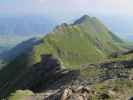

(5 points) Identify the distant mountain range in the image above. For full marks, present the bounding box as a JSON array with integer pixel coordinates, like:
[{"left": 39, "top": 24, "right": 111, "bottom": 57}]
[
  {"left": 0, "top": 15, "right": 55, "bottom": 55},
  {"left": 0, "top": 15, "right": 55, "bottom": 35},
  {"left": 0, "top": 37, "right": 42, "bottom": 61},
  {"left": 0, "top": 35, "right": 34, "bottom": 54}
]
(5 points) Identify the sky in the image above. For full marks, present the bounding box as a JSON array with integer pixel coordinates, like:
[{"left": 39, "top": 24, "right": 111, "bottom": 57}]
[
  {"left": 0, "top": 0, "right": 133, "bottom": 39},
  {"left": 1, "top": 0, "right": 133, "bottom": 17}
]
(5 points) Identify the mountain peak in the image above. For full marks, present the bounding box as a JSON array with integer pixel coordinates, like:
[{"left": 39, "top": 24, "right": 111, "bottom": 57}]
[
  {"left": 73, "top": 15, "right": 91, "bottom": 25},
  {"left": 53, "top": 23, "right": 69, "bottom": 32},
  {"left": 81, "top": 14, "right": 90, "bottom": 19}
]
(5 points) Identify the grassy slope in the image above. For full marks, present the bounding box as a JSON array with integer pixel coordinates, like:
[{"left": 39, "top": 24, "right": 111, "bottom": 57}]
[
  {"left": 0, "top": 15, "right": 126, "bottom": 98},
  {"left": 32, "top": 26, "right": 105, "bottom": 68},
  {"left": 0, "top": 15, "right": 125, "bottom": 89},
  {"left": 31, "top": 16, "right": 124, "bottom": 68},
  {"left": 8, "top": 90, "right": 34, "bottom": 100},
  {"left": 5, "top": 16, "right": 125, "bottom": 69},
  {"left": 93, "top": 79, "right": 133, "bottom": 100}
]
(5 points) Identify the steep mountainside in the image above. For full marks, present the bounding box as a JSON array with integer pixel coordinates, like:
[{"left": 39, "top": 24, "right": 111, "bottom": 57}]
[
  {"left": 1, "top": 15, "right": 125, "bottom": 68},
  {"left": 31, "top": 15, "right": 124, "bottom": 68},
  {"left": 0, "top": 15, "right": 126, "bottom": 98}
]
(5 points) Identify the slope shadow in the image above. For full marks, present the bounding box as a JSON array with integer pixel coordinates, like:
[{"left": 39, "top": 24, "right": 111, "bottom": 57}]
[
  {"left": 0, "top": 37, "right": 43, "bottom": 61},
  {"left": 0, "top": 54, "right": 80, "bottom": 98}
]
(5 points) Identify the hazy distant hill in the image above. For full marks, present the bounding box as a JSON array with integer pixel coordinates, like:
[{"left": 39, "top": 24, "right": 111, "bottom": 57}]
[
  {"left": 0, "top": 46, "right": 9, "bottom": 54},
  {"left": 0, "top": 35, "right": 34, "bottom": 55},
  {"left": 0, "top": 37, "right": 42, "bottom": 61},
  {"left": 0, "top": 35, "right": 36, "bottom": 69},
  {"left": 0, "top": 15, "right": 55, "bottom": 35}
]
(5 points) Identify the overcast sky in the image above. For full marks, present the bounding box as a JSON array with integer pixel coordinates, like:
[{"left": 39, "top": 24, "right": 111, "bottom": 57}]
[
  {"left": 0, "top": 0, "right": 133, "bottom": 39},
  {"left": 1, "top": 0, "right": 133, "bottom": 17}
]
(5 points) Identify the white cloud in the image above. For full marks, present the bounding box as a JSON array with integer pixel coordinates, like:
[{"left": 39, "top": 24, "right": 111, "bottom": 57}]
[{"left": 97, "top": 0, "right": 133, "bottom": 14}]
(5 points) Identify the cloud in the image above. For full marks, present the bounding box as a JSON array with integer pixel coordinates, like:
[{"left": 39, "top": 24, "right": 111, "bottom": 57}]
[
  {"left": 96, "top": 0, "right": 133, "bottom": 14},
  {"left": 1, "top": 0, "right": 133, "bottom": 17},
  {"left": 31, "top": 0, "right": 133, "bottom": 16}
]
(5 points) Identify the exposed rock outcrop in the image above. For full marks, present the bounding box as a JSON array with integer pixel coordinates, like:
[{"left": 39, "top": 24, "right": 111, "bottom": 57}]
[{"left": 44, "top": 86, "right": 111, "bottom": 100}]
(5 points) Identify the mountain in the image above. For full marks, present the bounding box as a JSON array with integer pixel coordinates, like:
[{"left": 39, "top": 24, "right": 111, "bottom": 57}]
[
  {"left": 31, "top": 15, "right": 124, "bottom": 67},
  {"left": 0, "top": 35, "right": 34, "bottom": 54},
  {"left": 1, "top": 15, "right": 125, "bottom": 67},
  {"left": 0, "top": 46, "right": 9, "bottom": 54},
  {"left": 0, "top": 35, "right": 38, "bottom": 69},
  {"left": 0, "top": 37, "right": 42, "bottom": 61},
  {"left": 0, "top": 15, "right": 127, "bottom": 98}
]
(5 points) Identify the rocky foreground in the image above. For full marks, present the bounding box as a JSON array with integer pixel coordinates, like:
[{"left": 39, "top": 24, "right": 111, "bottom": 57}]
[
  {"left": 8, "top": 55, "right": 133, "bottom": 100},
  {"left": 9, "top": 82, "right": 133, "bottom": 100}
]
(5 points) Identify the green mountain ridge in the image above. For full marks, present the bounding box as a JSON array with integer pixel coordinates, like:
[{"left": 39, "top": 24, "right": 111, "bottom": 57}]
[
  {"left": 0, "top": 15, "right": 127, "bottom": 98},
  {"left": 31, "top": 15, "right": 124, "bottom": 68},
  {"left": 1, "top": 15, "right": 125, "bottom": 68}
]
